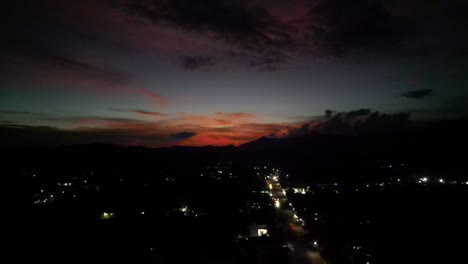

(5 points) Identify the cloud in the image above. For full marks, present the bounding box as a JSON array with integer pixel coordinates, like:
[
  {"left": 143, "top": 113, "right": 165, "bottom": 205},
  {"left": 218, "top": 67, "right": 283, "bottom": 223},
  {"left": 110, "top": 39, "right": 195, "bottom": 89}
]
[
  {"left": 124, "top": 0, "right": 296, "bottom": 67},
  {"left": 181, "top": 56, "right": 215, "bottom": 70},
  {"left": 403, "top": 95, "right": 468, "bottom": 119},
  {"left": 402, "top": 89, "right": 433, "bottom": 99},
  {"left": 133, "top": 88, "right": 167, "bottom": 106},
  {"left": 179, "top": 122, "right": 295, "bottom": 146},
  {"left": 125, "top": 0, "right": 295, "bottom": 51},
  {"left": 229, "top": 51, "right": 288, "bottom": 70},
  {"left": 1, "top": 42, "right": 167, "bottom": 106},
  {"left": 285, "top": 123, "right": 311, "bottom": 138},
  {"left": 171, "top": 131, "right": 197, "bottom": 139},
  {"left": 109, "top": 108, "right": 168, "bottom": 117},
  {"left": 213, "top": 112, "right": 256, "bottom": 120},
  {"left": 303, "top": 0, "right": 405, "bottom": 57},
  {"left": 344, "top": 109, "right": 371, "bottom": 119},
  {"left": 284, "top": 109, "right": 412, "bottom": 137},
  {"left": 0, "top": 110, "right": 47, "bottom": 116},
  {"left": 0, "top": 124, "right": 178, "bottom": 148},
  {"left": 0, "top": 110, "right": 294, "bottom": 147}
]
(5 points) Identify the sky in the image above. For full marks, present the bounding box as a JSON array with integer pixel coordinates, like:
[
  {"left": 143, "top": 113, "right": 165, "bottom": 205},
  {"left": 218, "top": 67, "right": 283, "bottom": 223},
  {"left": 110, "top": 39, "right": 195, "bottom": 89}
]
[{"left": 1, "top": 0, "right": 468, "bottom": 147}]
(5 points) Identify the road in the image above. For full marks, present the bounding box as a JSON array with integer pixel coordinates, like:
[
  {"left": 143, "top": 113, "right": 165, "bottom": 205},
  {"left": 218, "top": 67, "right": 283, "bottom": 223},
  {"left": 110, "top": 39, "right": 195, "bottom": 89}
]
[{"left": 266, "top": 174, "right": 327, "bottom": 264}]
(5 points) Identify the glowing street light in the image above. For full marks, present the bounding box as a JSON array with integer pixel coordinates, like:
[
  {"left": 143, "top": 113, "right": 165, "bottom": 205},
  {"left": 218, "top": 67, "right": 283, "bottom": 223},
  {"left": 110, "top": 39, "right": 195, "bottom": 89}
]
[
  {"left": 100, "top": 212, "right": 114, "bottom": 220},
  {"left": 274, "top": 199, "right": 280, "bottom": 208}
]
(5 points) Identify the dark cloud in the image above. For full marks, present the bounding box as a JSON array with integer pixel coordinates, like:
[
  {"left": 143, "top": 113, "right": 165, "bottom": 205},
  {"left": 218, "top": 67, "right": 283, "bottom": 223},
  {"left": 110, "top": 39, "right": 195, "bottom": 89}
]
[
  {"left": 404, "top": 96, "right": 468, "bottom": 119},
  {"left": 304, "top": 0, "right": 405, "bottom": 57},
  {"left": 319, "top": 109, "right": 411, "bottom": 135},
  {"left": 1, "top": 45, "right": 121, "bottom": 82},
  {"left": 0, "top": 124, "right": 178, "bottom": 148},
  {"left": 344, "top": 109, "right": 371, "bottom": 119},
  {"left": 181, "top": 56, "right": 215, "bottom": 70},
  {"left": 171, "top": 131, "right": 197, "bottom": 139},
  {"left": 126, "top": 0, "right": 295, "bottom": 50},
  {"left": 229, "top": 51, "right": 287, "bottom": 70},
  {"left": 402, "top": 89, "right": 433, "bottom": 99},
  {"left": 286, "top": 123, "right": 311, "bottom": 138},
  {"left": 325, "top": 110, "right": 335, "bottom": 119},
  {"left": 0, "top": 110, "right": 47, "bottom": 116},
  {"left": 285, "top": 109, "right": 412, "bottom": 137},
  {"left": 109, "top": 108, "right": 168, "bottom": 117}
]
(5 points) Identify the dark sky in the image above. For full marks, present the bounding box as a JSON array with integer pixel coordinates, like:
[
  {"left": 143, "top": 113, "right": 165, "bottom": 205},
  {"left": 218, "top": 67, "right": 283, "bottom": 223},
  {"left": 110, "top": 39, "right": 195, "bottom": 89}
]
[{"left": 1, "top": 0, "right": 468, "bottom": 147}]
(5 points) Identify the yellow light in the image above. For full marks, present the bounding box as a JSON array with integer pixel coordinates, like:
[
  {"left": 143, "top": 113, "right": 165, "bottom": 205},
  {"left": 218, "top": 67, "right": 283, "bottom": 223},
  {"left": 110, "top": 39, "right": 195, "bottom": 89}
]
[
  {"left": 268, "top": 183, "right": 273, "bottom": 190},
  {"left": 100, "top": 212, "right": 114, "bottom": 220}
]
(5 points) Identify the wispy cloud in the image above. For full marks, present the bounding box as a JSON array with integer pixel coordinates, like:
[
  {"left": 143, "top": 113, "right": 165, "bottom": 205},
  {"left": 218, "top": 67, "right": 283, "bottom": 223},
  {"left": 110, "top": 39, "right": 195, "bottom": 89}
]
[
  {"left": 0, "top": 110, "right": 298, "bottom": 147},
  {"left": 1, "top": 46, "right": 167, "bottom": 106},
  {"left": 181, "top": 56, "right": 215, "bottom": 70},
  {"left": 402, "top": 89, "right": 433, "bottom": 99},
  {"left": 171, "top": 131, "right": 197, "bottom": 139},
  {"left": 109, "top": 108, "right": 168, "bottom": 117}
]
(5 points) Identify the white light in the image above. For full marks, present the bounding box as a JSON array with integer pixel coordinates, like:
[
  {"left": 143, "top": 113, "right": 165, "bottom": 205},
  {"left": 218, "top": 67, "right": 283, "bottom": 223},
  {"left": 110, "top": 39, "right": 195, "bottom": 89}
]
[
  {"left": 313, "top": 241, "right": 318, "bottom": 246},
  {"left": 141, "top": 211, "right": 145, "bottom": 215},
  {"left": 101, "top": 212, "right": 114, "bottom": 219},
  {"left": 40, "top": 189, "right": 44, "bottom": 193},
  {"left": 439, "top": 178, "right": 444, "bottom": 183},
  {"left": 420, "top": 177, "right": 428, "bottom": 182},
  {"left": 274, "top": 200, "right": 281, "bottom": 208},
  {"left": 258, "top": 228, "right": 268, "bottom": 236}
]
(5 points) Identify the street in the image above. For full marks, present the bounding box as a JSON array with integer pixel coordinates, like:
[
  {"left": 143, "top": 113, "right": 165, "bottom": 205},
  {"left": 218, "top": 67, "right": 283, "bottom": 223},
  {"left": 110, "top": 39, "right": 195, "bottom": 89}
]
[{"left": 266, "top": 172, "right": 327, "bottom": 264}]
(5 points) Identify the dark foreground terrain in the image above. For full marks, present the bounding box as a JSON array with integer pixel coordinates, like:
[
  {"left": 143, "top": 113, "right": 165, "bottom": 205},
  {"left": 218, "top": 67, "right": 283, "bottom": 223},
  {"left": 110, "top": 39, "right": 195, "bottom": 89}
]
[{"left": 4, "top": 128, "right": 468, "bottom": 263}]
